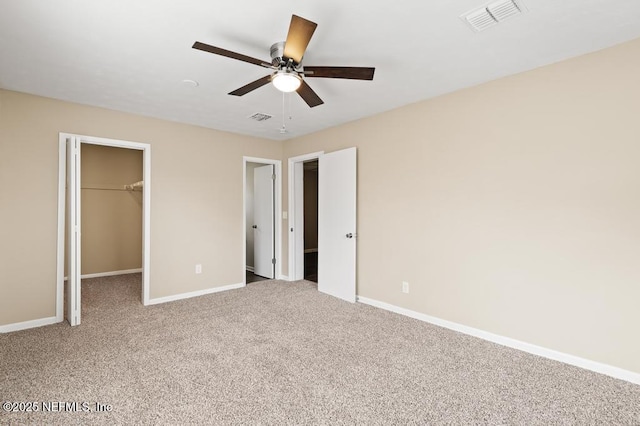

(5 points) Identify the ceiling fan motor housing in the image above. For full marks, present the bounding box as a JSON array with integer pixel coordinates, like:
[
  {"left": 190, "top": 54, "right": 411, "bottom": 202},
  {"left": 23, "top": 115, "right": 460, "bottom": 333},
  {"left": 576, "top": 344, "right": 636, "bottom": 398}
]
[
  {"left": 270, "top": 42, "right": 286, "bottom": 67},
  {"left": 270, "top": 41, "right": 302, "bottom": 70}
]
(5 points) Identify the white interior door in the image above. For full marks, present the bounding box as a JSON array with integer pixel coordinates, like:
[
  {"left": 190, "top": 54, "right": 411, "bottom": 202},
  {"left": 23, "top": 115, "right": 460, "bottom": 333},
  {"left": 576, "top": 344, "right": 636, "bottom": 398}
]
[
  {"left": 66, "top": 137, "right": 81, "bottom": 325},
  {"left": 318, "top": 147, "right": 357, "bottom": 302},
  {"left": 253, "top": 164, "right": 274, "bottom": 279}
]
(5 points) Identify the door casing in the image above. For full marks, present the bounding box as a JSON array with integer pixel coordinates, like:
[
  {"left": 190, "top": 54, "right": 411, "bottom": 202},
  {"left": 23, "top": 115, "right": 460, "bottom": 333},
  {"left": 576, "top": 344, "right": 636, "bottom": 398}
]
[
  {"left": 243, "top": 157, "right": 282, "bottom": 282},
  {"left": 56, "top": 133, "right": 152, "bottom": 325},
  {"left": 287, "top": 152, "right": 324, "bottom": 281}
]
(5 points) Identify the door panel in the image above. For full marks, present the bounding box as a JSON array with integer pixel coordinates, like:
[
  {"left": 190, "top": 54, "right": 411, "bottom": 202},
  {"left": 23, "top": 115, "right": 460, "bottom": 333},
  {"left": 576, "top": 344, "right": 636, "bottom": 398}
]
[
  {"left": 318, "top": 148, "right": 357, "bottom": 302},
  {"left": 66, "top": 137, "right": 81, "bottom": 325},
  {"left": 253, "top": 164, "right": 275, "bottom": 279}
]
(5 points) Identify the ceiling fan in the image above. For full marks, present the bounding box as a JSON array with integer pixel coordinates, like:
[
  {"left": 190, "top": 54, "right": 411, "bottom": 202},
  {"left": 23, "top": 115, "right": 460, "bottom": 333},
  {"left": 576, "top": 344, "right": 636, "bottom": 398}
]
[{"left": 192, "top": 15, "right": 375, "bottom": 108}]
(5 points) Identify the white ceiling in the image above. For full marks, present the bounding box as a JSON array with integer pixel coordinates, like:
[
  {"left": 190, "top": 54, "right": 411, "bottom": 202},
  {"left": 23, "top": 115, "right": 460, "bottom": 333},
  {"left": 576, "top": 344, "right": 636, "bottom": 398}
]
[{"left": 1, "top": 0, "right": 640, "bottom": 140}]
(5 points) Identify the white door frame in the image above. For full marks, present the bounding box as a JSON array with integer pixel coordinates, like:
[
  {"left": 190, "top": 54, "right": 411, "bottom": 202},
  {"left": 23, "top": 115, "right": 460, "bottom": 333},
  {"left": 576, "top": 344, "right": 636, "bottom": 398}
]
[
  {"left": 243, "top": 157, "right": 282, "bottom": 282},
  {"left": 287, "top": 151, "right": 324, "bottom": 281},
  {"left": 56, "top": 133, "right": 152, "bottom": 324}
]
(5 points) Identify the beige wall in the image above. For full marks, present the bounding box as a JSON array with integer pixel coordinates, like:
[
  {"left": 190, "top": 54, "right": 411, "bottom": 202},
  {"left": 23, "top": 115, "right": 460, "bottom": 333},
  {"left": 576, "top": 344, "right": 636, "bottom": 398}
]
[
  {"left": 281, "top": 37, "right": 640, "bottom": 374},
  {"left": 80, "top": 144, "right": 143, "bottom": 275},
  {"left": 0, "top": 89, "right": 281, "bottom": 325}
]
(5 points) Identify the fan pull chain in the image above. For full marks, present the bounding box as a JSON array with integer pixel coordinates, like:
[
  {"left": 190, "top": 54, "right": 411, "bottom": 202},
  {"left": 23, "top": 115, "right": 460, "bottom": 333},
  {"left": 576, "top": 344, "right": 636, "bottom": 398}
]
[{"left": 280, "top": 92, "right": 287, "bottom": 134}]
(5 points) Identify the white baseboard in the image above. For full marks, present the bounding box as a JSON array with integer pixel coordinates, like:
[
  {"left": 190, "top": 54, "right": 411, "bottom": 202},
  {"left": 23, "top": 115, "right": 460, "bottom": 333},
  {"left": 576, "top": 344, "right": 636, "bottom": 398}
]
[
  {"left": 64, "top": 268, "right": 143, "bottom": 281},
  {"left": 146, "top": 282, "right": 244, "bottom": 306},
  {"left": 357, "top": 296, "right": 640, "bottom": 386},
  {"left": 82, "top": 268, "right": 143, "bottom": 279},
  {"left": 279, "top": 274, "right": 289, "bottom": 281},
  {"left": 246, "top": 266, "right": 255, "bottom": 273},
  {"left": 0, "top": 316, "right": 61, "bottom": 333}
]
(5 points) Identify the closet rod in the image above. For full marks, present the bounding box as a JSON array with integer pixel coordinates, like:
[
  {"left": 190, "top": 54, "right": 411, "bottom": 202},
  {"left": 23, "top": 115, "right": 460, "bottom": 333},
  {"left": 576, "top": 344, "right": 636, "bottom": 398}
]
[
  {"left": 124, "top": 180, "right": 144, "bottom": 191},
  {"left": 81, "top": 186, "right": 129, "bottom": 191}
]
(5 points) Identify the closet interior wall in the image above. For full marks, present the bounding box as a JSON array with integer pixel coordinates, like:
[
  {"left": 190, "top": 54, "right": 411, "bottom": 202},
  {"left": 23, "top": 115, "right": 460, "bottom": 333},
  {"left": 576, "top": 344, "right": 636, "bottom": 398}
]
[
  {"left": 72, "top": 144, "right": 143, "bottom": 276},
  {"left": 303, "top": 164, "right": 318, "bottom": 252}
]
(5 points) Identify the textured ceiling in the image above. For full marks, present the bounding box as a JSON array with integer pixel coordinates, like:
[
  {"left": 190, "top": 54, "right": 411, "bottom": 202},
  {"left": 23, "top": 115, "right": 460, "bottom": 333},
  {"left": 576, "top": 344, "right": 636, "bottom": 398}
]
[{"left": 1, "top": 0, "right": 640, "bottom": 140}]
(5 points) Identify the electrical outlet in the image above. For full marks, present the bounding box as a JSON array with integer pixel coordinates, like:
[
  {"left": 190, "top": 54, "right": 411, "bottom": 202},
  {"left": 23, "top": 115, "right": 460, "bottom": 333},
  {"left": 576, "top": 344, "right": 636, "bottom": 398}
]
[
  {"left": 402, "top": 281, "right": 409, "bottom": 293},
  {"left": 195, "top": 264, "right": 202, "bottom": 274}
]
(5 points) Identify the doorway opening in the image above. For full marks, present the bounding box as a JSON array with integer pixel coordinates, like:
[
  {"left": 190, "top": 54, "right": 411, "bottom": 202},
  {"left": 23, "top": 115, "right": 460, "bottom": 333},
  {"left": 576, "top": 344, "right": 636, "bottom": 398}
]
[
  {"left": 243, "top": 157, "right": 282, "bottom": 284},
  {"left": 56, "top": 133, "right": 151, "bottom": 326},
  {"left": 288, "top": 151, "right": 323, "bottom": 282},
  {"left": 301, "top": 160, "right": 319, "bottom": 282},
  {"left": 75, "top": 144, "right": 143, "bottom": 318}
]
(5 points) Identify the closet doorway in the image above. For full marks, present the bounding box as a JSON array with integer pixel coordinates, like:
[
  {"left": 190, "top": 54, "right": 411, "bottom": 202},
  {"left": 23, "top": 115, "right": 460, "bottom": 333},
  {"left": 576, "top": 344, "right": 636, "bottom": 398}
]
[
  {"left": 56, "top": 133, "right": 151, "bottom": 326},
  {"left": 299, "top": 160, "right": 319, "bottom": 282},
  {"left": 243, "top": 157, "right": 282, "bottom": 283},
  {"left": 288, "top": 151, "right": 323, "bottom": 282}
]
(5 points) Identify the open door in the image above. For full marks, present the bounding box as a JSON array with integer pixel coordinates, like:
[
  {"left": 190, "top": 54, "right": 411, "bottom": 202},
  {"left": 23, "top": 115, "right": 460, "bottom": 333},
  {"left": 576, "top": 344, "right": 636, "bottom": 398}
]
[
  {"left": 66, "top": 136, "right": 81, "bottom": 325},
  {"left": 253, "top": 164, "right": 275, "bottom": 279},
  {"left": 318, "top": 147, "right": 357, "bottom": 302}
]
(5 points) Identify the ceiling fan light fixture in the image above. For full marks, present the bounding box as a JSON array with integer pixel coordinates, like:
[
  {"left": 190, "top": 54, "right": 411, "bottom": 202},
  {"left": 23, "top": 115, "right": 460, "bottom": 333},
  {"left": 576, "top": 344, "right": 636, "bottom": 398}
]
[{"left": 272, "top": 70, "right": 302, "bottom": 92}]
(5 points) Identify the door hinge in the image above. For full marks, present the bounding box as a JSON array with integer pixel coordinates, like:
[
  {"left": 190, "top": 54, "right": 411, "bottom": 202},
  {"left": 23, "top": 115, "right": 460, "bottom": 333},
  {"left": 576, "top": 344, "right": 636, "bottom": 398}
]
[
  {"left": 272, "top": 258, "right": 276, "bottom": 265},
  {"left": 271, "top": 174, "right": 276, "bottom": 180}
]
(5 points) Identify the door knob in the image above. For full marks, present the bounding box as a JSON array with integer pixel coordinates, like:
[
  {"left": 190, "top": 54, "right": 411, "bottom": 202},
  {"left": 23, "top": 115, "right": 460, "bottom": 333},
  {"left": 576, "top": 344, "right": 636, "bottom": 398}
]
[
  {"left": 346, "top": 233, "right": 353, "bottom": 238},
  {"left": 252, "top": 225, "right": 257, "bottom": 229}
]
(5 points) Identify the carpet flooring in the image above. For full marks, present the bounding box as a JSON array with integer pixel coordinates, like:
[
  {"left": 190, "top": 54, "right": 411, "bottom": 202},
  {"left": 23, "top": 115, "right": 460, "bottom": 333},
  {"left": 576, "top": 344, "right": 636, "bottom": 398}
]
[
  {"left": 1, "top": 273, "right": 639, "bottom": 425},
  {"left": 245, "top": 270, "right": 270, "bottom": 284}
]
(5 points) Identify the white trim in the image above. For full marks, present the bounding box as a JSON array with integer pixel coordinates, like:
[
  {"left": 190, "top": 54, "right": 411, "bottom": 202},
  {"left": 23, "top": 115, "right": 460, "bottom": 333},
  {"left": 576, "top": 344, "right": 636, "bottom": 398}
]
[
  {"left": 287, "top": 151, "right": 324, "bottom": 281},
  {"left": 279, "top": 274, "right": 289, "bottom": 281},
  {"left": 57, "top": 133, "right": 152, "bottom": 318},
  {"left": 246, "top": 266, "right": 255, "bottom": 273},
  {"left": 56, "top": 138, "right": 66, "bottom": 322},
  {"left": 243, "top": 157, "right": 282, "bottom": 284},
  {"left": 62, "top": 133, "right": 151, "bottom": 150},
  {"left": 141, "top": 140, "right": 151, "bottom": 306},
  {"left": 80, "top": 269, "right": 143, "bottom": 280},
  {"left": 146, "top": 282, "right": 244, "bottom": 305},
  {"left": 357, "top": 296, "right": 640, "bottom": 385},
  {"left": 0, "top": 316, "right": 60, "bottom": 333},
  {"left": 83, "top": 268, "right": 143, "bottom": 279}
]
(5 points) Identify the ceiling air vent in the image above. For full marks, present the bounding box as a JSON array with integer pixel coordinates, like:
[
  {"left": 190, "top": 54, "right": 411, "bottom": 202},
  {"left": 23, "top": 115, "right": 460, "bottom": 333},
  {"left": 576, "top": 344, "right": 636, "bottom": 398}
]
[
  {"left": 462, "top": 0, "right": 526, "bottom": 32},
  {"left": 248, "top": 112, "right": 272, "bottom": 122}
]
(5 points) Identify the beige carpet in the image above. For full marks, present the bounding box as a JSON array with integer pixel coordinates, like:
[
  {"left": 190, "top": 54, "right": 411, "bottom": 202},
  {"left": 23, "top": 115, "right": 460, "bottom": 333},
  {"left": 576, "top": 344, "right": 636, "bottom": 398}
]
[{"left": 1, "top": 273, "right": 639, "bottom": 425}]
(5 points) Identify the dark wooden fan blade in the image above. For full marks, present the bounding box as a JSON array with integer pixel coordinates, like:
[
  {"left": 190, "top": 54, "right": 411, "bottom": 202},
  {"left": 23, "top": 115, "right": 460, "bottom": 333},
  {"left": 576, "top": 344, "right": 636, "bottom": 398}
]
[
  {"left": 304, "top": 66, "right": 375, "bottom": 80},
  {"left": 297, "top": 80, "right": 324, "bottom": 108},
  {"left": 229, "top": 75, "right": 272, "bottom": 96},
  {"left": 192, "top": 41, "right": 269, "bottom": 67},
  {"left": 283, "top": 15, "right": 317, "bottom": 64}
]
